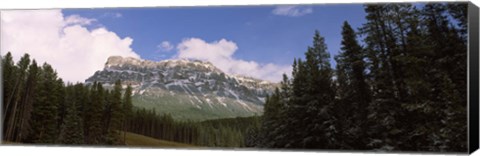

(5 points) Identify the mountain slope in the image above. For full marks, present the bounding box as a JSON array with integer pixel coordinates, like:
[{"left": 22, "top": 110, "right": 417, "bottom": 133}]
[{"left": 86, "top": 56, "right": 278, "bottom": 120}]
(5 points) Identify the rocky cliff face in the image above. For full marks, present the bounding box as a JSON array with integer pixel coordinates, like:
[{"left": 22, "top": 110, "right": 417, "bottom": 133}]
[{"left": 85, "top": 56, "right": 278, "bottom": 120}]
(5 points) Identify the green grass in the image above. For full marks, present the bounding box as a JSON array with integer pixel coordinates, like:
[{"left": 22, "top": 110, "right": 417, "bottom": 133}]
[{"left": 120, "top": 131, "right": 197, "bottom": 148}]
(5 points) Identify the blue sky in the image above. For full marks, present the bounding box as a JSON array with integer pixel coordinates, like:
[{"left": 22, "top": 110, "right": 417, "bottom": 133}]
[
  {"left": 1, "top": 4, "right": 368, "bottom": 83},
  {"left": 62, "top": 4, "right": 366, "bottom": 69}
]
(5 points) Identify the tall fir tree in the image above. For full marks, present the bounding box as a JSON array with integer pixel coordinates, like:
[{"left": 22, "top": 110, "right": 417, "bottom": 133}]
[
  {"left": 28, "top": 63, "right": 61, "bottom": 143},
  {"left": 1, "top": 52, "right": 16, "bottom": 141},
  {"left": 4, "top": 54, "right": 30, "bottom": 141},
  {"left": 16, "top": 59, "right": 39, "bottom": 142},
  {"left": 334, "top": 21, "right": 371, "bottom": 149},
  {"left": 303, "top": 31, "right": 336, "bottom": 149},
  {"left": 105, "top": 80, "right": 124, "bottom": 144},
  {"left": 85, "top": 82, "right": 104, "bottom": 144},
  {"left": 421, "top": 3, "right": 467, "bottom": 151},
  {"left": 122, "top": 85, "right": 133, "bottom": 144},
  {"left": 2, "top": 52, "right": 17, "bottom": 138},
  {"left": 58, "top": 86, "right": 84, "bottom": 144},
  {"left": 280, "top": 31, "right": 336, "bottom": 149}
]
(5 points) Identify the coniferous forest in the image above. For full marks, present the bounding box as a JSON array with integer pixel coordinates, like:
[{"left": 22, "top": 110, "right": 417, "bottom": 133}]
[
  {"left": 256, "top": 3, "right": 468, "bottom": 152},
  {"left": 1, "top": 2, "right": 468, "bottom": 152},
  {"left": 2, "top": 54, "right": 132, "bottom": 145}
]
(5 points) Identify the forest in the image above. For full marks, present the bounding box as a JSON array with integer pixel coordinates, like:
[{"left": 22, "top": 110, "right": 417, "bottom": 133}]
[
  {"left": 2, "top": 2, "right": 468, "bottom": 152},
  {"left": 255, "top": 3, "right": 468, "bottom": 152},
  {"left": 2, "top": 55, "right": 134, "bottom": 145}
]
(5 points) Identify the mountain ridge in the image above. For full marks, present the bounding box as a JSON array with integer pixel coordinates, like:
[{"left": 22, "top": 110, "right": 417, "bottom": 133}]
[{"left": 86, "top": 56, "right": 278, "bottom": 121}]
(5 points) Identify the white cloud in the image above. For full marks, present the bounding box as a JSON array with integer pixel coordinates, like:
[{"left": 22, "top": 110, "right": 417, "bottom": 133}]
[
  {"left": 113, "top": 13, "right": 123, "bottom": 18},
  {"left": 157, "top": 41, "right": 174, "bottom": 52},
  {"left": 102, "top": 12, "right": 123, "bottom": 18},
  {"left": 1, "top": 10, "right": 140, "bottom": 83},
  {"left": 272, "top": 5, "right": 313, "bottom": 17},
  {"left": 65, "top": 14, "right": 97, "bottom": 26},
  {"left": 176, "top": 38, "right": 291, "bottom": 82}
]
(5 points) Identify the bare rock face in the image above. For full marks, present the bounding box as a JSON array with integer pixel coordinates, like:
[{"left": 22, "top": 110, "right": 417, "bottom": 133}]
[{"left": 86, "top": 56, "right": 279, "bottom": 121}]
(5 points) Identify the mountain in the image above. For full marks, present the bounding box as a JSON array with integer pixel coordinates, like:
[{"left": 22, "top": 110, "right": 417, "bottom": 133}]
[{"left": 85, "top": 56, "right": 278, "bottom": 121}]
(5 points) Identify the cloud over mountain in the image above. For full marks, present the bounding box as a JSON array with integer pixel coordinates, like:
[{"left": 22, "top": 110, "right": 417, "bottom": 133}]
[
  {"left": 176, "top": 38, "right": 291, "bottom": 82},
  {"left": 1, "top": 10, "right": 291, "bottom": 83},
  {"left": 1, "top": 10, "right": 140, "bottom": 83}
]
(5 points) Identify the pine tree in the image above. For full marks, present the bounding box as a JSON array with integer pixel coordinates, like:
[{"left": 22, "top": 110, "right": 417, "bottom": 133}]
[
  {"left": 333, "top": 21, "right": 371, "bottom": 149},
  {"left": 360, "top": 4, "right": 409, "bottom": 149},
  {"left": 283, "top": 58, "right": 308, "bottom": 148},
  {"left": 279, "top": 31, "right": 336, "bottom": 149},
  {"left": 28, "top": 63, "right": 60, "bottom": 143},
  {"left": 446, "top": 2, "right": 468, "bottom": 38},
  {"left": 1, "top": 52, "right": 16, "bottom": 141},
  {"left": 333, "top": 52, "right": 357, "bottom": 149},
  {"left": 58, "top": 86, "right": 84, "bottom": 144},
  {"left": 4, "top": 54, "right": 30, "bottom": 141},
  {"left": 16, "top": 60, "right": 40, "bottom": 142},
  {"left": 54, "top": 78, "right": 66, "bottom": 142},
  {"left": 421, "top": 3, "right": 467, "bottom": 151},
  {"left": 2, "top": 52, "right": 17, "bottom": 140},
  {"left": 122, "top": 85, "right": 133, "bottom": 144},
  {"left": 361, "top": 5, "right": 396, "bottom": 100},
  {"left": 259, "top": 89, "right": 281, "bottom": 147},
  {"left": 105, "top": 80, "right": 123, "bottom": 144},
  {"left": 84, "top": 82, "right": 104, "bottom": 144},
  {"left": 305, "top": 31, "right": 336, "bottom": 149}
]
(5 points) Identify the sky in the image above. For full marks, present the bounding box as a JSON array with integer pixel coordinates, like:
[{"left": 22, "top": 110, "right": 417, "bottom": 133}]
[{"left": 1, "top": 4, "right": 367, "bottom": 83}]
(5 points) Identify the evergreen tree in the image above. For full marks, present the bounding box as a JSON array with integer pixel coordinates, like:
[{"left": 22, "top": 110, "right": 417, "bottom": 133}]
[
  {"left": 16, "top": 60, "right": 39, "bottom": 142},
  {"left": 283, "top": 58, "right": 308, "bottom": 148},
  {"left": 446, "top": 2, "right": 468, "bottom": 38},
  {"left": 280, "top": 31, "right": 336, "bottom": 149},
  {"left": 303, "top": 31, "right": 336, "bottom": 149},
  {"left": 421, "top": 3, "right": 467, "bottom": 151},
  {"left": 54, "top": 78, "right": 66, "bottom": 142},
  {"left": 259, "top": 89, "right": 281, "bottom": 147},
  {"left": 105, "top": 80, "right": 123, "bottom": 144},
  {"left": 28, "top": 63, "right": 60, "bottom": 143},
  {"left": 334, "top": 21, "right": 371, "bottom": 149},
  {"left": 58, "top": 86, "right": 84, "bottom": 144},
  {"left": 2, "top": 52, "right": 17, "bottom": 138},
  {"left": 122, "top": 85, "right": 133, "bottom": 144},
  {"left": 85, "top": 82, "right": 104, "bottom": 144},
  {"left": 4, "top": 54, "right": 30, "bottom": 141},
  {"left": 360, "top": 4, "right": 409, "bottom": 149}
]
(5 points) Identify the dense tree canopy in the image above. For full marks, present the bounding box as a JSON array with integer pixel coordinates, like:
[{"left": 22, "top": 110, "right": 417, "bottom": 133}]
[
  {"left": 258, "top": 3, "right": 467, "bottom": 152},
  {"left": 2, "top": 54, "right": 134, "bottom": 145}
]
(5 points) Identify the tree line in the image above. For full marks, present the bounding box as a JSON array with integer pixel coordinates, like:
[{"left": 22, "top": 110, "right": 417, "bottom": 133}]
[
  {"left": 1, "top": 51, "right": 260, "bottom": 147},
  {"left": 255, "top": 3, "right": 467, "bottom": 152},
  {"left": 2, "top": 53, "right": 133, "bottom": 145},
  {"left": 125, "top": 108, "right": 260, "bottom": 147}
]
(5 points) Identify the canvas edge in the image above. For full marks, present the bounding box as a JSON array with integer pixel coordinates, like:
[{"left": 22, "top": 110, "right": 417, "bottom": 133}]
[{"left": 468, "top": 1, "right": 479, "bottom": 154}]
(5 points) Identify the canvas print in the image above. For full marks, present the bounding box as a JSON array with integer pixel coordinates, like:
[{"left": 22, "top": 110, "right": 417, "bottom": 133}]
[{"left": 0, "top": 2, "right": 472, "bottom": 153}]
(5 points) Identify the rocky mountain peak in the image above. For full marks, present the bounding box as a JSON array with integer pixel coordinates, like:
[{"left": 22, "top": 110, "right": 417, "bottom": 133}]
[
  {"left": 104, "top": 56, "right": 223, "bottom": 73},
  {"left": 86, "top": 56, "right": 278, "bottom": 120},
  {"left": 105, "top": 56, "right": 142, "bottom": 67}
]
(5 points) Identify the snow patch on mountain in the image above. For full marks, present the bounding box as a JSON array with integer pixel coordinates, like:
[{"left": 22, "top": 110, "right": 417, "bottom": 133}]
[{"left": 86, "top": 56, "right": 280, "bottom": 120}]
